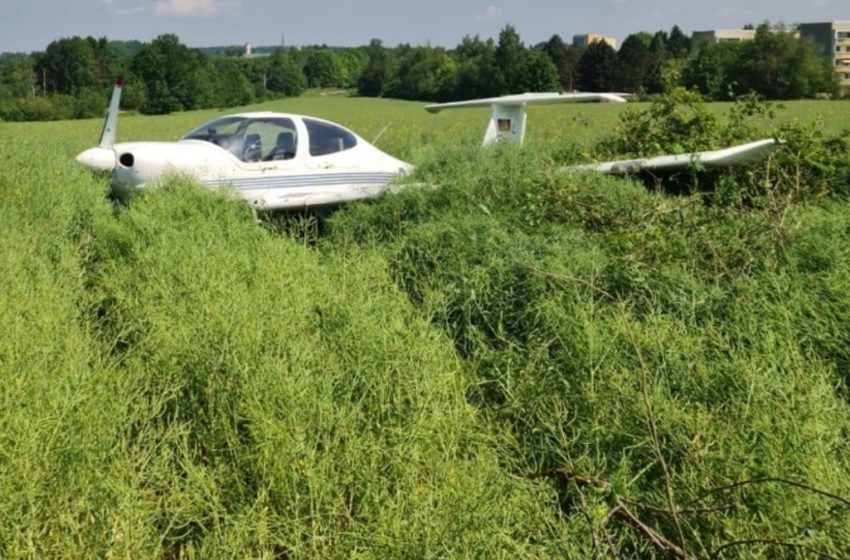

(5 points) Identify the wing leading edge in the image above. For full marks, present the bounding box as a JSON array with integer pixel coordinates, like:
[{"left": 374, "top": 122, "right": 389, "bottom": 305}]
[{"left": 568, "top": 139, "right": 784, "bottom": 174}]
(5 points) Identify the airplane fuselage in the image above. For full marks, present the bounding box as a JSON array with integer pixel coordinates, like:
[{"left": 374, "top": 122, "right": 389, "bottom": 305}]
[{"left": 77, "top": 111, "right": 413, "bottom": 210}]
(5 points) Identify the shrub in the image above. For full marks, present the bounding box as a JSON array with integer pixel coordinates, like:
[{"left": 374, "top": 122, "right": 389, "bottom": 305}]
[{"left": 597, "top": 89, "right": 850, "bottom": 204}]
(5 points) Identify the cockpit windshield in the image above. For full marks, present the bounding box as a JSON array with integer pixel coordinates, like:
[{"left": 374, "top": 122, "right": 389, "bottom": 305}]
[{"left": 182, "top": 116, "right": 299, "bottom": 162}]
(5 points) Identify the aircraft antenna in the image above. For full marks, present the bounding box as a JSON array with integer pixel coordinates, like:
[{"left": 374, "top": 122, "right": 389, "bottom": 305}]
[{"left": 371, "top": 122, "right": 392, "bottom": 146}]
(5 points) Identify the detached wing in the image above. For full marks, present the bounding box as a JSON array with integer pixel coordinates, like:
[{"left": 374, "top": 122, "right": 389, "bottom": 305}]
[{"left": 569, "top": 139, "right": 784, "bottom": 174}]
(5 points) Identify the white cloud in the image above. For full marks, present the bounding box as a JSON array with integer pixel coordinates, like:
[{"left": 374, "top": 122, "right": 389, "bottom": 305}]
[
  {"left": 152, "top": 0, "right": 240, "bottom": 17},
  {"left": 476, "top": 5, "right": 502, "bottom": 20}
]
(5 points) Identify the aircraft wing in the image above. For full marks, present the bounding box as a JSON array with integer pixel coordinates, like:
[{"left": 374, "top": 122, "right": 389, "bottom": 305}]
[
  {"left": 568, "top": 139, "right": 783, "bottom": 174},
  {"left": 424, "top": 92, "right": 628, "bottom": 113}
]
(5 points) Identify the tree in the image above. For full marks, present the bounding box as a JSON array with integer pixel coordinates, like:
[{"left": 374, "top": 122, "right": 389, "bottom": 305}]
[
  {"left": 681, "top": 41, "right": 742, "bottom": 99},
  {"left": 728, "top": 24, "right": 838, "bottom": 99},
  {"left": 387, "top": 46, "right": 457, "bottom": 101},
  {"left": 241, "top": 56, "right": 274, "bottom": 99},
  {"left": 223, "top": 45, "right": 244, "bottom": 57},
  {"left": 450, "top": 35, "right": 501, "bottom": 99},
  {"left": 616, "top": 33, "right": 652, "bottom": 93},
  {"left": 667, "top": 25, "right": 691, "bottom": 59},
  {"left": 455, "top": 35, "right": 495, "bottom": 61},
  {"left": 524, "top": 50, "right": 559, "bottom": 92},
  {"left": 108, "top": 40, "right": 143, "bottom": 63},
  {"left": 266, "top": 50, "right": 306, "bottom": 96},
  {"left": 644, "top": 31, "right": 670, "bottom": 93},
  {"left": 129, "top": 34, "right": 210, "bottom": 114},
  {"left": 302, "top": 50, "right": 341, "bottom": 88},
  {"left": 38, "top": 36, "right": 112, "bottom": 94},
  {"left": 494, "top": 24, "right": 525, "bottom": 93},
  {"left": 0, "top": 56, "right": 36, "bottom": 97},
  {"left": 577, "top": 41, "right": 617, "bottom": 92},
  {"left": 207, "top": 59, "right": 254, "bottom": 108},
  {"left": 541, "top": 34, "right": 581, "bottom": 91},
  {"left": 336, "top": 49, "right": 368, "bottom": 87},
  {"left": 357, "top": 39, "right": 394, "bottom": 97},
  {"left": 120, "top": 74, "right": 147, "bottom": 112}
]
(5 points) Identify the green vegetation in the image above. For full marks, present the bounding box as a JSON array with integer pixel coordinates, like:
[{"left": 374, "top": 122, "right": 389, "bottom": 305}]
[
  {"left": 2, "top": 96, "right": 850, "bottom": 558},
  {"left": 683, "top": 25, "right": 838, "bottom": 100},
  {"left": 1, "top": 21, "right": 845, "bottom": 124}
]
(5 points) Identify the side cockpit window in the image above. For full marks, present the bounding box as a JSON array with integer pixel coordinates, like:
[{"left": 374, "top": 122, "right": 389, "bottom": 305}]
[
  {"left": 241, "top": 118, "right": 298, "bottom": 162},
  {"left": 304, "top": 118, "right": 357, "bottom": 157},
  {"left": 184, "top": 116, "right": 298, "bottom": 163}
]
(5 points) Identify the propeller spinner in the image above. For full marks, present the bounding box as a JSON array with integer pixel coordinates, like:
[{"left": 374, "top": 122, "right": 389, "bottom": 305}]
[{"left": 76, "top": 76, "right": 122, "bottom": 172}]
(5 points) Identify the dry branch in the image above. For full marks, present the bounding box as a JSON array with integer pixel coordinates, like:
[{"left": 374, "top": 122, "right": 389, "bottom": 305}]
[
  {"left": 610, "top": 499, "right": 695, "bottom": 560},
  {"left": 691, "top": 477, "right": 850, "bottom": 510}
]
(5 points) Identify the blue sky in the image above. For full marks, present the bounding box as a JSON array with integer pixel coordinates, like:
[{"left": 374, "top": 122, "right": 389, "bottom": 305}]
[{"left": 0, "top": 0, "right": 845, "bottom": 53}]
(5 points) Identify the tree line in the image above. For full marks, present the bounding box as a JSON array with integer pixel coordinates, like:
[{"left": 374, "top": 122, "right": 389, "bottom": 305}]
[
  {"left": 362, "top": 24, "right": 838, "bottom": 102},
  {"left": 0, "top": 23, "right": 841, "bottom": 122},
  {"left": 0, "top": 34, "right": 343, "bottom": 121}
]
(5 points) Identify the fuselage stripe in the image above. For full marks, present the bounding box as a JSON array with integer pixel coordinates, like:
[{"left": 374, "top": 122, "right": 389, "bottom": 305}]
[{"left": 198, "top": 172, "right": 399, "bottom": 190}]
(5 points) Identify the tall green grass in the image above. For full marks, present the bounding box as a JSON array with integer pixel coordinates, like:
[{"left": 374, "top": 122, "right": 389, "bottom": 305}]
[
  {"left": 328, "top": 144, "right": 850, "bottom": 557},
  {"left": 1, "top": 135, "right": 574, "bottom": 558},
  {"left": 2, "top": 97, "right": 850, "bottom": 558}
]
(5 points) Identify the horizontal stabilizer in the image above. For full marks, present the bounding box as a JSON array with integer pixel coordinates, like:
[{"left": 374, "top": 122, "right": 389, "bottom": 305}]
[
  {"left": 425, "top": 92, "right": 629, "bottom": 147},
  {"left": 568, "top": 139, "right": 784, "bottom": 174},
  {"left": 424, "top": 92, "right": 628, "bottom": 113}
]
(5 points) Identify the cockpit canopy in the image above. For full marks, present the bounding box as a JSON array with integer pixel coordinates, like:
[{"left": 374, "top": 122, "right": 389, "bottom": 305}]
[{"left": 182, "top": 115, "right": 358, "bottom": 163}]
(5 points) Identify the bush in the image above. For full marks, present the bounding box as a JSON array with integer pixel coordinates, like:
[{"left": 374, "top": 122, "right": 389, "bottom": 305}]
[
  {"left": 325, "top": 144, "right": 850, "bottom": 557},
  {"left": 596, "top": 89, "right": 850, "bottom": 203},
  {"left": 0, "top": 91, "right": 108, "bottom": 121}
]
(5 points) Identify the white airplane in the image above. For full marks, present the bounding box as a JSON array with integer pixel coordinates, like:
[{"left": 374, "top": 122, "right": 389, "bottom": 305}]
[
  {"left": 76, "top": 80, "right": 782, "bottom": 210},
  {"left": 77, "top": 78, "right": 413, "bottom": 209}
]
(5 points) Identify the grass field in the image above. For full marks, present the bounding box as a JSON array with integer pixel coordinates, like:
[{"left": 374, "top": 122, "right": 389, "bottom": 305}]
[
  {"left": 2, "top": 95, "right": 850, "bottom": 558},
  {"left": 6, "top": 95, "right": 849, "bottom": 162}
]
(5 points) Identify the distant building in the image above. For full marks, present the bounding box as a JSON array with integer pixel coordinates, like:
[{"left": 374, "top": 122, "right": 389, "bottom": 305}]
[
  {"left": 798, "top": 21, "right": 850, "bottom": 91},
  {"left": 241, "top": 42, "right": 271, "bottom": 59},
  {"left": 573, "top": 33, "right": 617, "bottom": 50},
  {"left": 690, "top": 29, "right": 757, "bottom": 51}
]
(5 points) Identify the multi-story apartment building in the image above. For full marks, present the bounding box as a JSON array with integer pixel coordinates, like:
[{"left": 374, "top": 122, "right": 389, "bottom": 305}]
[
  {"left": 572, "top": 33, "right": 617, "bottom": 50},
  {"left": 690, "top": 29, "right": 757, "bottom": 51},
  {"left": 798, "top": 21, "right": 850, "bottom": 91}
]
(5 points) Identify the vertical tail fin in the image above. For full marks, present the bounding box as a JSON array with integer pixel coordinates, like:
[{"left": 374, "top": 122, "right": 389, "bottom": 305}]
[
  {"left": 483, "top": 104, "right": 527, "bottom": 146},
  {"left": 99, "top": 76, "right": 123, "bottom": 149}
]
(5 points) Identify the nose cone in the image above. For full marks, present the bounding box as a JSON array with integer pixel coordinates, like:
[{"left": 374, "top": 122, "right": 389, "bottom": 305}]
[{"left": 76, "top": 147, "right": 116, "bottom": 172}]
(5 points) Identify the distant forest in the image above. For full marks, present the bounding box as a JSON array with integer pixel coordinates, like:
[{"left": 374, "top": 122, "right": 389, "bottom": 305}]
[{"left": 0, "top": 23, "right": 841, "bottom": 122}]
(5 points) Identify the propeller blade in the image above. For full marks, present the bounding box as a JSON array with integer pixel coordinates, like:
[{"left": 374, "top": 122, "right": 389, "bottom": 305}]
[{"left": 99, "top": 76, "right": 123, "bottom": 148}]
